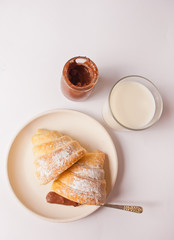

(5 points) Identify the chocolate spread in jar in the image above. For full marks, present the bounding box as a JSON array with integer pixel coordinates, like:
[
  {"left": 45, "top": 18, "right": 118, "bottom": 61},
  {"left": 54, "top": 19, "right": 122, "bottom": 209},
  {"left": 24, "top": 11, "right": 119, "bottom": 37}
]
[
  {"left": 46, "top": 192, "right": 80, "bottom": 207},
  {"left": 61, "top": 56, "right": 99, "bottom": 101},
  {"left": 68, "top": 64, "right": 91, "bottom": 87}
]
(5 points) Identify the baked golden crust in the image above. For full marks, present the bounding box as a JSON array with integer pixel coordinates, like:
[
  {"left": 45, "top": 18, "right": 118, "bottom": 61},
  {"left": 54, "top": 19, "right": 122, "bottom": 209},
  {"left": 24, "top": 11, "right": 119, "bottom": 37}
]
[
  {"left": 32, "top": 129, "right": 86, "bottom": 185},
  {"left": 32, "top": 129, "right": 63, "bottom": 146},
  {"left": 52, "top": 152, "right": 106, "bottom": 205}
]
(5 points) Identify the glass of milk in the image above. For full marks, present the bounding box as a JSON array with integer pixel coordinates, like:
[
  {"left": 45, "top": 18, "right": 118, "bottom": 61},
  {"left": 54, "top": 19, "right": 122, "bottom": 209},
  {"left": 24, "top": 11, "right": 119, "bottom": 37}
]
[{"left": 102, "top": 75, "right": 163, "bottom": 130}]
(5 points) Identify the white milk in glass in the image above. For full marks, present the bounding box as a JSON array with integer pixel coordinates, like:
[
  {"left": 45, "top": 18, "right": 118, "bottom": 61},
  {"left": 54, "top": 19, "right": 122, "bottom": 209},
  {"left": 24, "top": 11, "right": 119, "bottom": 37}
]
[{"left": 103, "top": 81, "right": 156, "bottom": 130}]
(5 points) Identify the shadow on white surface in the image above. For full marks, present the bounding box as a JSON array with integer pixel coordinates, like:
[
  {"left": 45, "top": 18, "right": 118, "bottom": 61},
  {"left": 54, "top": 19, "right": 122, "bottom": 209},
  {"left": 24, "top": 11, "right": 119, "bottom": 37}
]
[
  {"left": 89, "top": 68, "right": 122, "bottom": 100},
  {"left": 157, "top": 93, "right": 171, "bottom": 126}
]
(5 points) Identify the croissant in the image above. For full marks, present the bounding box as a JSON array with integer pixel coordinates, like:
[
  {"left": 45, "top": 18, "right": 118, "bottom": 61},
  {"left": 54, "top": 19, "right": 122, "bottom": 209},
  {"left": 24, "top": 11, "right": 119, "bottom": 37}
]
[
  {"left": 52, "top": 151, "right": 106, "bottom": 205},
  {"left": 32, "top": 129, "right": 86, "bottom": 185}
]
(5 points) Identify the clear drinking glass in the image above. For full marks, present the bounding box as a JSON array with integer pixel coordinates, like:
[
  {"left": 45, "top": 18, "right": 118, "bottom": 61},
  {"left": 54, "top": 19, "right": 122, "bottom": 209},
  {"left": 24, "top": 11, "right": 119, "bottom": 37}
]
[{"left": 102, "top": 75, "right": 163, "bottom": 130}]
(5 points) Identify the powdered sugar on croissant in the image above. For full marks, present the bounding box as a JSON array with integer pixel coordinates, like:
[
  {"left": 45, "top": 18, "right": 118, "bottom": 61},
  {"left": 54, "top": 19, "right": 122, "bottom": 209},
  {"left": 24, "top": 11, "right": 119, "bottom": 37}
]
[
  {"left": 52, "top": 151, "right": 106, "bottom": 205},
  {"left": 32, "top": 129, "right": 86, "bottom": 185}
]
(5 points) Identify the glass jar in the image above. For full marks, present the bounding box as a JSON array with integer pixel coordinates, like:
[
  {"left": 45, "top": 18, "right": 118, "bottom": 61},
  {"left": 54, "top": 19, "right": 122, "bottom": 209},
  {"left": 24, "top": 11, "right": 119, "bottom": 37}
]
[{"left": 61, "top": 56, "right": 99, "bottom": 101}]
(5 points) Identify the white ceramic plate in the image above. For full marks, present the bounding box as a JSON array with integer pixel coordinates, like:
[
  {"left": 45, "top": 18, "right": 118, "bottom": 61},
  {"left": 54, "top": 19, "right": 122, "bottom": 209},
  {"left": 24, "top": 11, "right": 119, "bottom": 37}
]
[{"left": 7, "top": 109, "right": 118, "bottom": 222}]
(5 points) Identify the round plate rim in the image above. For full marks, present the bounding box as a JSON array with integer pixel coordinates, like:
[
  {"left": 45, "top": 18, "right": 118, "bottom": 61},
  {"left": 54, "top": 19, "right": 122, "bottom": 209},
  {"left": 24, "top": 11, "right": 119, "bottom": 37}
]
[{"left": 6, "top": 108, "right": 118, "bottom": 222}]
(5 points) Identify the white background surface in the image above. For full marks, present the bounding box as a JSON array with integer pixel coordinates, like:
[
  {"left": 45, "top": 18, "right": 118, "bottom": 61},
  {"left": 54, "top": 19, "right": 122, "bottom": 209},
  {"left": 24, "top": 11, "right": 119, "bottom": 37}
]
[{"left": 0, "top": 0, "right": 174, "bottom": 239}]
